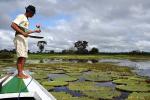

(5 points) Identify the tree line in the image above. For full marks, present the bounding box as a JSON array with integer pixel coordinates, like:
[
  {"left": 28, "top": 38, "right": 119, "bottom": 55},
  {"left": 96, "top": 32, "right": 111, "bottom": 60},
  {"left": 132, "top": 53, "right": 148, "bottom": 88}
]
[{"left": 1, "top": 40, "right": 150, "bottom": 55}]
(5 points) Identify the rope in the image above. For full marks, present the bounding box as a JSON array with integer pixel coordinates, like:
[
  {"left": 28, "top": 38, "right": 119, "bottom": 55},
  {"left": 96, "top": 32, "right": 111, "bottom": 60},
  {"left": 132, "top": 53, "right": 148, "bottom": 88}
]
[{"left": 18, "top": 76, "right": 33, "bottom": 100}]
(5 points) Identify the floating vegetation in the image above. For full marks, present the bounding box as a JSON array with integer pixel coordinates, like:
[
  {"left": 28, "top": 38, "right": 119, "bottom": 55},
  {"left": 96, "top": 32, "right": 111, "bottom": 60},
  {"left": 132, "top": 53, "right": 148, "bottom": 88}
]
[
  {"left": 32, "top": 73, "right": 48, "bottom": 80},
  {"left": 113, "top": 79, "right": 138, "bottom": 85},
  {"left": 51, "top": 92, "right": 93, "bottom": 100},
  {"left": 43, "top": 85, "right": 55, "bottom": 91},
  {"left": 51, "top": 75, "right": 78, "bottom": 82},
  {"left": 113, "top": 76, "right": 148, "bottom": 84},
  {"left": 64, "top": 67, "right": 89, "bottom": 73},
  {"left": 83, "top": 87, "right": 121, "bottom": 100},
  {"left": 50, "top": 70, "right": 66, "bottom": 74},
  {"left": 42, "top": 81, "right": 68, "bottom": 87},
  {"left": 127, "top": 92, "right": 150, "bottom": 100},
  {"left": 114, "top": 77, "right": 150, "bottom": 92},
  {"left": 68, "top": 82, "right": 98, "bottom": 91},
  {"left": 66, "top": 72, "right": 82, "bottom": 77},
  {"left": 49, "top": 73, "right": 78, "bottom": 82},
  {"left": 68, "top": 82, "right": 121, "bottom": 99},
  {"left": 116, "top": 84, "right": 150, "bottom": 92},
  {"left": 82, "top": 72, "right": 112, "bottom": 82}
]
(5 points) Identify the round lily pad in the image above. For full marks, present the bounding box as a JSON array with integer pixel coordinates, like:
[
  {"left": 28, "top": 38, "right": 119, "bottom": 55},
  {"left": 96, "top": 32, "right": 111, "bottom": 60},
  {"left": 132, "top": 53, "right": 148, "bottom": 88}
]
[
  {"left": 68, "top": 82, "right": 98, "bottom": 91},
  {"left": 116, "top": 84, "right": 150, "bottom": 92},
  {"left": 83, "top": 87, "right": 121, "bottom": 100},
  {"left": 127, "top": 92, "right": 150, "bottom": 100},
  {"left": 51, "top": 92, "right": 93, "bottom": 100},
  {"left": 50, "top": 70, "right": 65, "bottom": 74},
  {"left": 42, "top": 81, "right": 68, "bottom": 87},
  {"left": 83, "top": 72, "right": 112, "bottom": 82},
  {"left": 52, "top": 75, "right": 78, "bottom": 82}
]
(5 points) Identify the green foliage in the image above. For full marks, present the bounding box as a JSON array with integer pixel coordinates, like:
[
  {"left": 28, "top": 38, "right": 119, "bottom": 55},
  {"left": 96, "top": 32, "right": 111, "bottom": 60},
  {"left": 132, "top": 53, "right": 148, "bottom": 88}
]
[
  {"left": 89, "top": 47, "right": 99, "bottom": 54},
  {"left": 51, "top": 92, "right": 93, "bottom": 100},
  {"left": 68, "top": 82, "right": 121, "bottom": 99},
  {"left": 83, "top": 72, "right": 112, "bottom": 82},
  {"left": 69, "top": 82, "right": 97, "bottom": 91},
  {"left": 52, "top": 75, "right": 78, "bottom": 82},
  {"left": 116, "top": 84, "right": 150, "bottom": 92},
  {"left": 42, "top": 81, "right": 68, "bottom": 86},
  {"left": 0, "top": 53, "right": 14, "bottom": 59},
  {"left": 83, "top": 87, "right": 121, "bottom": 99},
  {"left": 114, "top": 77, "right": 150, "bottom": 92},
  {"left": 127, "top": 92, "right": 150, "bottom": 100},
  {"left": 50, "top": 70, "right": 65, "bottom": 74}
]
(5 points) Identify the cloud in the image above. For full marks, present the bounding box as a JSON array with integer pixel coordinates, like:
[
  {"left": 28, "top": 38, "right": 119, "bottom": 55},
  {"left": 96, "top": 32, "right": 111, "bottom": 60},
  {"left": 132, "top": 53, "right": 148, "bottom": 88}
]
[{"left": 1, "top": 0, "right": 150, "bottom": 52}]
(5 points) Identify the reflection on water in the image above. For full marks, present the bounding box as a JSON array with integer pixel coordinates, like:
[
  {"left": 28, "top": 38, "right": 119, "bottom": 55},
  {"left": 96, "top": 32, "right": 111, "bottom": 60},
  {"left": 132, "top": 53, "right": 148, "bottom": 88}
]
[{"left": 99, "top": 59, "right": 150, "bottom": 77}]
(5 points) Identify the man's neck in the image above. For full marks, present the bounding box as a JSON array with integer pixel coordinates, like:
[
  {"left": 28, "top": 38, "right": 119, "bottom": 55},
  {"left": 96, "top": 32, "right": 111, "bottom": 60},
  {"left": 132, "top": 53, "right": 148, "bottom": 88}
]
[{"left": 24, "top": 13, "right": 28, "bottom": 19}]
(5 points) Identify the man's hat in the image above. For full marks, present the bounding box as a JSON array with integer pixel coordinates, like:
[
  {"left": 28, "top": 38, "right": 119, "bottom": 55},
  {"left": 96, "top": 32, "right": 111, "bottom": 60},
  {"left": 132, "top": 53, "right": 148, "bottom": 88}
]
[{"left": 25, "top": 5, "right": 36, "bottom": 14}]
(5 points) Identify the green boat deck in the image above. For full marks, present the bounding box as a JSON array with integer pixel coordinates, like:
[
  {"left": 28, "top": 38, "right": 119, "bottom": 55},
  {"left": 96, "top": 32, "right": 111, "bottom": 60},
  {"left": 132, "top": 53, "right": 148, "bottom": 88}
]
[{"left": 0, "top": 77, "right": 28, "bottom": 94}]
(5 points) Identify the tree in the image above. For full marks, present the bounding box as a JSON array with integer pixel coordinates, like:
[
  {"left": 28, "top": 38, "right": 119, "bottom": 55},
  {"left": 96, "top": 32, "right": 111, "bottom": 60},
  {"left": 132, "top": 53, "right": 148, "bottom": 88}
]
[
  {"left": 89, "top": 47, "right": 99, "bottom": 54},
  {"left": 37, "top": 41, "right": 47, "bottom": 53},
  {"left": 74, "top": 40, "right": 88, "bottom": 54}
]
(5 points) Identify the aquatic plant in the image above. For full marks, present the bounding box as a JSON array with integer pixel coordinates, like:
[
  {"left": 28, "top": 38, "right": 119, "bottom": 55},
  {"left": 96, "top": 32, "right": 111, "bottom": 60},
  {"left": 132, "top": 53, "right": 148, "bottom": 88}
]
[
  {"left": 51, "top": 75, "right": 78, "bottom": 82},
  {"left": 82, "top": 72, "right": 112, "bottom": 82},
  {"left": 42, "top": 81, "right": 68, "bottom": 86},
  {"left": 116, "top": 84, "right": 150, "bottom": 92},
  {"left": 49, "top": 70, "right": 65, "bottom": 74},
  {"left": 68, "top": 82, "right": 98, "bottom": 91},
  {"left": 127, "top": 92, "right": 150, "bottom": 100},
  {"left": 83, "top": 87, "right": 121, "bottom": 99},
  {"left": 51, "top": 92, "right": 94, "bottom": 100},
  {"left": 68, "top": 82, "right": 121, "bottom": 99}
]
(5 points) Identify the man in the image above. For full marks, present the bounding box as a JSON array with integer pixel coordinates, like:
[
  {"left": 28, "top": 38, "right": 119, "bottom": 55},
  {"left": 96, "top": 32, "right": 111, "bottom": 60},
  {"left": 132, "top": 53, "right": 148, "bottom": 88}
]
[{"left": 11, "top": 5, "right": 41, "bottom": 78}]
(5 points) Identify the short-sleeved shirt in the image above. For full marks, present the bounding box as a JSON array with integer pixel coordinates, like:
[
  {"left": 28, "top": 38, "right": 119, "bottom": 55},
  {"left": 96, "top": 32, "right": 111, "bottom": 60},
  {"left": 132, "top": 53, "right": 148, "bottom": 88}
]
[
  {"left": 13, "top": 14, "right": 29, "bottom": 28},
  {"left": 13, "top": 14, "right": 29, "bottom": 35}
]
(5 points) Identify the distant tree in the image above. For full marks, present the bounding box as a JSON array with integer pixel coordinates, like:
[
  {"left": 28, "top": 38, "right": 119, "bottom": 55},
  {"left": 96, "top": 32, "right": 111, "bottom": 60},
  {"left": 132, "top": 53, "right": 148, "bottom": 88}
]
[
  {"left": 37, "top": 41, "right": 47, "bottom": 53},
  {"left": 74, "top": 40, "right": 88, "bottom": 54},
  {"left": 89, "top": 47, "right": 99, "bottom": 54},
  {"left": 50, "top": 50, "right": 55, "bottom": 54}
]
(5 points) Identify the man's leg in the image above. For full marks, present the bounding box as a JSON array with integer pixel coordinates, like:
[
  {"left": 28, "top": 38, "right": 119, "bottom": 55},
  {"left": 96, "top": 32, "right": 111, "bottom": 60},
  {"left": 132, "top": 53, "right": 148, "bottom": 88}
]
[{"left": 17, "top": 57, "right": 28, "bottom": 78}]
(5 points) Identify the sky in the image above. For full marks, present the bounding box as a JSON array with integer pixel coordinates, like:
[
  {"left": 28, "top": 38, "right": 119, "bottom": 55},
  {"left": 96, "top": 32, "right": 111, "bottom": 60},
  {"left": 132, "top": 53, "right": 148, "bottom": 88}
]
[{"left": 1, "top": 0, "right": 150, "bottom": 52}]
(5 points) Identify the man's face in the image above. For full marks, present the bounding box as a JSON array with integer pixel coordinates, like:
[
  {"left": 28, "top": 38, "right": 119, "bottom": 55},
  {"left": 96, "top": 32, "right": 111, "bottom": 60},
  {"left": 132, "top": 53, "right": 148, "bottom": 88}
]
[{"left": 28, "top": 12, "right": 35, "bottom": 18}]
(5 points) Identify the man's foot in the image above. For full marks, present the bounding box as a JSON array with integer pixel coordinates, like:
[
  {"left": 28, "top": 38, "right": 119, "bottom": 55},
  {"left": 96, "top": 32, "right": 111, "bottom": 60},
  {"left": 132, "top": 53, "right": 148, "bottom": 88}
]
[{"left": 17, "top": 73, "right": 29, "bottom": 79}]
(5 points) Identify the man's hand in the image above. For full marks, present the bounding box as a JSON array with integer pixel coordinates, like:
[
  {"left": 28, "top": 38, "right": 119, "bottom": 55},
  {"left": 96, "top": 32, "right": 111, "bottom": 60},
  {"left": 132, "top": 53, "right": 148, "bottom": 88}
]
[
  {"left": 34, "top": 29, "right": 41, "bottom": 33},
  {"left": 23, "top": 32, "right": 29, "bottom": 37}
]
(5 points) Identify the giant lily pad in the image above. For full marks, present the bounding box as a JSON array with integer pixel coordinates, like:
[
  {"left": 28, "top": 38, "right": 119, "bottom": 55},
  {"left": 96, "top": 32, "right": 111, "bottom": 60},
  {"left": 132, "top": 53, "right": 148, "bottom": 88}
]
[
  {"left": 127, "top": 92, "right": 150, "bottom": 100},
  {"left": 42, "top": 81, "right": 68, "bottom": 87},
  {"left": 116, "top": 84, "right": 150, "bottom": 92},
  {"left": 83, "top": 72, "right": 112, "bottom": 82},
  {"left": 68, "top": 82, "right": 98, "bottom": 91},
  {"left": 50, "top": 74, "right": 78, "bottom": 82},
  {"left": 51, "top": 92, "right": 93, "bottom": 100},
  {"left": 68, "top": 82, "right": 121, "bottom": 99},
  {"left": 83, "top": 87, "right": 121, "bottom": 100}
]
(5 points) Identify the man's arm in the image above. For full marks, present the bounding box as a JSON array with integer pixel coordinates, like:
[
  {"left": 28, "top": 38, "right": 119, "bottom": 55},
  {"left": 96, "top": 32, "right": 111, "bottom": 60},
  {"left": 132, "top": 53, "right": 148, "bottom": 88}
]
[{"left": 11, "top": 22, "right": 28, "bottom": 37}]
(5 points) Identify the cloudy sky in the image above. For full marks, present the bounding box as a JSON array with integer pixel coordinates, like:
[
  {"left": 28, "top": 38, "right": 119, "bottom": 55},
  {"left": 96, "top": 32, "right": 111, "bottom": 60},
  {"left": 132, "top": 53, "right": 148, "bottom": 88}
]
[{"left": 1, "top": 0, "right": 150, "bottom": 52}]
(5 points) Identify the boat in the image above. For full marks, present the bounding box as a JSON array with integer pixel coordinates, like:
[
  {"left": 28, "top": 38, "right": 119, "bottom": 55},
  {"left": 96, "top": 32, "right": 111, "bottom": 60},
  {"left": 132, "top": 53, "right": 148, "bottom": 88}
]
[{"left": 0, "top": 71, "right": 56, "bottom": 100}]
